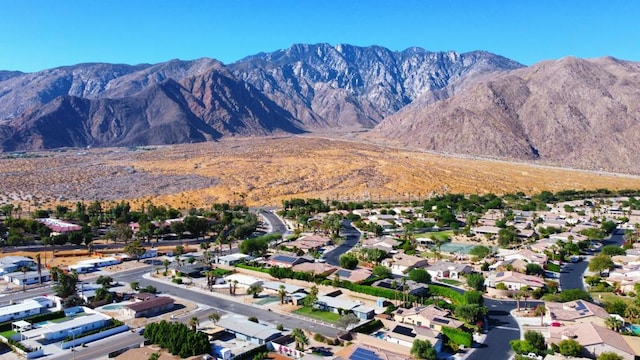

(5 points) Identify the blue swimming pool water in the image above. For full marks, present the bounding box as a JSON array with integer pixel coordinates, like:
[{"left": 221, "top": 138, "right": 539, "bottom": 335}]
[
  {"left": 373, "top": 331, "right": 385, "bottom": 339},
  {"left": 101, "top": 304, "right": 124, "bottom": 311},
  {"left": 630, "top": 324, "right": 640, "bottom": 335}
]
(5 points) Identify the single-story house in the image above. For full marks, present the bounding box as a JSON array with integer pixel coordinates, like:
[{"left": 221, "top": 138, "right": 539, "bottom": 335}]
[
  {"left": 328, "top": 267, "right": 374, "bottom": 283},
  {"left": 262, "top": 281, "right": 305, "bottom": 294},
  {"left": 486, "top": 271, "right": 545, "bottom": 290},
  {"left": 380, "top": 253, "right": 429, "bottom": 275},
  {"left": 217, "top": 316, "right": 282, "bottom": 345},
  {"left": 0, "top": 256, "right": 36, "bottom": 275},
  {"left": 36, "top": 218, "right": 82, "bottom": 233},
  {"left": 547, "top": 322, "right": 635, "bottom": 360},
  {"left": 499, "top": 249, "right": 547, "bottom": 266},
  {"left": 291, "top": 262, "right": 338, "bottom": 276},
  {"left": 0, "top": 299, "right": 45, "bottom": 323},
  {"left": 266, "top": 254, "right": 311, "bottom": 268},
  {"left": 385, "top": 324, "right": 443, "bottom": 351},
  {"left": 544, "top": 300, "right": 609, "bottom": 327},
  {"left": 122, "top": 296, "right": 175, "bottom": 318},
  {"left": 286, "top": 234, "right": 332, "bottom": 251},
  {"left": 224, "top": 274, "right": 263, "bottom": 287},
  {"left": 314, "top": 295, "right": 374, "bottom": 319},
  {"left": 3, "top": 270, "right": 51, "bottom": 286},
  {"left": 373, "top": 278, "right": 428, "bottom": 297},
  {"left": 216, "top": 253, "right": 251, "bottom": 266},
  {"left": 425, "top": 261, "right": 472, "bottom": 280},
  {"left": 393, "top": 305, "right": 463, "bottom": 331}
]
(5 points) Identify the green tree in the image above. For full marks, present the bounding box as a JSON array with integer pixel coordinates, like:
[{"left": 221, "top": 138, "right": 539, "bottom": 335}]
[
  {"left": 598, "top": 352, "right": 624, "bottom": 360},
  {"left": 410, "top": 339, "right": 437, "bottom": 360},
  {"left": 130, "top": 281, "right": 140, "bottom": 292},
  {"left": 589, "top": 254, "right": 614, "bottom": 276},
  {"left": 124, "top": 239, "right": 146, "bottom": 261},
  {"left": 469, "top": 245, "right": 492, "bottom": 259},
  {"left": 464, "top": 291, "right": 484, "bottom": 306},
  {"left": 96, "top": 275, "right": 113, "bottom": 288},
  {"left": 339, "top": 253, "right": 359, "bottom": 269},
  {"left": 291, "top": 328, "right": 309, "bottom": 351},
  {"left": 53, "top": 271, "right": 78, "bottom": 298},
  {"left": 601, "top": 244, "right": 626, "bottom": 256},
  {"left": 162, "top": 259, "right": 171, "bottom": 273},
  {"left": 304, "top": 285, "right": 319, "bottom": 307},
  {"left": 246, "top": 283, "right": 264, "bottom": 298},
  {"left": 604, "top": 316, "right": 623, "bottom": 332},
  {"left": 524, "top": 330, "right": 546, "bottom": 354},
  {"left": 336, "top": 313, "right": 360, "bottom": 330},
  {"left": 148, "top": 353, "right": 160, "bottom": 360},
  {"left": 373, "top": 265, "right": 392, "bottom": 279},
  {"left": 454, "top": 304, "right": 487, "bottom": 323},
  {"left": 277, "top": 285, "right": 288, "bottom": 304},
  {"left": 466, "top": 273, "right": 485, "bottom": 291},
  {"left": 525, "top": 263, "right": 545, "bottom": 276},
  {"left": 557, "top": 339, "right": 582, "bottom": 357},
  {"left": 408, "top": 268, "right": 432, "bottom": 284},
  {"left": 604, "top": 300, "right": 627, "bottom": 316}
]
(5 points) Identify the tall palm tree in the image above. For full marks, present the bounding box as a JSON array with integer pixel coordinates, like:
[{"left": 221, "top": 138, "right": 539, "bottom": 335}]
[
  {"left": 277, "top": 285, "right": 287, "bottom": 304},
  {"left": 291, "top": 328, "right": 309, "bottom": 351},
  {"left": 19, "top": 266, "right": 30, "bottom": 292},
  {"left": 162, "top": 259, "right": 171, "bottom": 274},
  {"left": 514, "top": 291, "right": 522, "bottom": 312},
  {"left": 247, "top": 284, "right": 264, "bottom": 298},
  {"left": 533, "top": 304, "right": 547, "bottom": 326},
  {"left": 189, "top": 316, "right": 200, "bottom": 332}
]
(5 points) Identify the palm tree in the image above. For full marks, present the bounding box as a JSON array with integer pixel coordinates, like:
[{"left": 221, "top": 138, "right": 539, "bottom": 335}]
[
  {"left": 514, "top": 291, "right": 522, "bottom": 312},
  {"left": 19, "top": 266, "right": 30, "bottom": 292},
  {"left": 277, "top": 285, "right": 287, "bottom": 304},
  {"left": 533, "top": 304, "right": 547, "bottom": 326},
  {"left": 625, "top": 305, "right": 640, "bottom": 323},
  {"left": 208, "top": 312, "right": 221, "bottom": 325},
  {"left": 605, "top": 316, "right": 623, "bottom": 332},
  {"left": 291, "top": 328, "right": 309, "bottom": 351},
  {"left": 247, "top": 284, "right": 264, "bottom": 298},
  {"left": 162, "top": 259, "right": 171, "bottom": 274},
  {"left": 189, "top": 316, "right": 200, "bottom": 332},
  {"left": 520, "top": 286, "right": 531, "bottom": 309},
  {"left": 205, "top": 270, "right": 217, "bottom": 291},
  {"left": 129, "top": 281, "right": 140, "bottom": 292}
]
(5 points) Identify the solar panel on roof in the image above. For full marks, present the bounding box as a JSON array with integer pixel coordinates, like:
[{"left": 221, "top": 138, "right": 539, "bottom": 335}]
[
  {"left": 574, "top": 301, "right": 587, "bottom": 311},
  {"left": 351, "top": 347, "right": 383, "bottom": 360},
  {"left": 337, "top": 269, "right": 352, "bottom": 278},
  {"left": 391, "top": 325, "right": 416, "bottom": 337},
  {"left": 273, "top": 254, "right": 297, "bottom": 263},
  {"left": 432, "top": 317, "right": 450, "bottom": 324}
]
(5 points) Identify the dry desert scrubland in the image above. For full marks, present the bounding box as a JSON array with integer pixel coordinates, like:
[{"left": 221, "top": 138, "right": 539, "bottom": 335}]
[{"left": 2, "top": 136, "right": 640, "bottom": 210}]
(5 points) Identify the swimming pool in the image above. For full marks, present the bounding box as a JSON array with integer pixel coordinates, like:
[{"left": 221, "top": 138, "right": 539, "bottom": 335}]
[
  {"left": 102, "top": 304, "right": 124, "bottom": 311},
  {"left": 630, "top": 324, "right": 640, "bottom": 335},
  {"left": 372, "top": 331, "right": 385, "bottom": 339}
]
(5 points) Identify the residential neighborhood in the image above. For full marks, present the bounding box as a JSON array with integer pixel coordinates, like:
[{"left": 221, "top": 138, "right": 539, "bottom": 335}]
[{"left": 1, "top": 190, "right": 640, "bottom": 360}]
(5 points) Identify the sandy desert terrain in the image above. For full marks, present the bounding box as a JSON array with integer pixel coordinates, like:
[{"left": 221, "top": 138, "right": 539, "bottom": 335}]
[{"left": 1, "top": 136, "right": 640, "bottom": 210}]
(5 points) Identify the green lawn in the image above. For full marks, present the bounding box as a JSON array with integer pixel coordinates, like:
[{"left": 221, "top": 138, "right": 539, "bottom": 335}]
[
  {"left": 428, "top": 230, "right": 454, "bottom": 241},
  {"left": 438, "top": 279, "right": 462, "bottom": 286},
  {"left": 294, "top": 306, "right": 342, "bottom": 323},
  {"left": 591, "top": 292, "right": 636, "bottom": 306},
  {"left": 546, "top": 263, "right": 561, "bottom": 272},
  {"left": 0, "top": 330, "right": 16, "bottom": 339}
]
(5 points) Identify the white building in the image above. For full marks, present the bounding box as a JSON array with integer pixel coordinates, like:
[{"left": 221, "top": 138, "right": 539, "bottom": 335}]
[
  {"left": 0, "top": 297, "right": 53, "bottom": 323},
  {"left": 0, "top": 256, "right": 36, "bottom": 275},
  {"left": 3, "top": 270, "right": 51, "bottom": 286}
]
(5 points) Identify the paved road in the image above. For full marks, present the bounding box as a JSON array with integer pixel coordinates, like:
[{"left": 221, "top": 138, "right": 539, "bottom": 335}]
[
  {"left": 559, "top": 229, "right": 625, "bottom": 292},
  {"left": 323, "top": 220, "right": 361, "bottom": 266},
  {"left": 114, "top": 267, "right": 341, "bottom": 339}
]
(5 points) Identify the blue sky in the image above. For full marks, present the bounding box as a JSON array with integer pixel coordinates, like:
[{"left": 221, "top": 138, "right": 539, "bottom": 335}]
[{"left": 1, "top": 1, "right": 638, "bottom": 72}]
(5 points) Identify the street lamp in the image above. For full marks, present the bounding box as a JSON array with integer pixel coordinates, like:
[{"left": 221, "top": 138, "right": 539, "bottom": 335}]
[{"left": 70, "top": 328, "right": 77, "bottom": 360}]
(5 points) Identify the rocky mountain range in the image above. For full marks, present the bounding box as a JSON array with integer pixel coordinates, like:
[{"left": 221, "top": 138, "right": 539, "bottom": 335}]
[{"left": 0, "top": 43, "right": 639, "bottom": 174}]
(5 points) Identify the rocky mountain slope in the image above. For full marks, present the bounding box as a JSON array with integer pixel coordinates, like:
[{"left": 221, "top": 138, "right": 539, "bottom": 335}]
[
  {"left": 230, "top": 43, "right": 523, "bottom": 129},
  {"left": 0, "top": 44, "right": 520, "bottom": 151},
  {"left": 368, "top": 56, "right": 640, "bottom": 173}
]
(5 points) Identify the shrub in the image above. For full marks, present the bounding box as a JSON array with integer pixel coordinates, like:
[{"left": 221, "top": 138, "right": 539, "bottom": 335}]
[
  {"left": 496, "top": 282, "right": 508, "bottom": 290},
  {"left": 442, "top": 326, "right": 472, "bottom": 348}
]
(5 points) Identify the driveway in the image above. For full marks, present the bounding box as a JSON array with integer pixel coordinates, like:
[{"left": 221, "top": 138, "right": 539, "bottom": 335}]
[{"left": 322, "top": 220, "right": 361, "bottom": 266}]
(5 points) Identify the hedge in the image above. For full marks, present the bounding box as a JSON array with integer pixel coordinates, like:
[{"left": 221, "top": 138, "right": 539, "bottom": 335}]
[
  {"left": 234, "top": 344, "right": 268, "bottom": 360},
  {"left": 353, "top": 319, "right": 383, "bottom": 334},
  {"left": 0, "top": 310, "right": 66, "bottom": 332},
  {"left": 235, "top": 263, "right": 270, "bottom": 274},
  {"left": 429, "top": 285, "right": 465, "bottom": 305},
  {"left": 442, "top": 326, "right": 472, "bottom": 348}
]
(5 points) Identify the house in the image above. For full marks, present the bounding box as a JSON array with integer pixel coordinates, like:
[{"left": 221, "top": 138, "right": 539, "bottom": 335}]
[
  {"left": 471, "top": 225, "right": 501, "bottom": 236},
  {"left": 385, "top": 324, "right": 443, "bottom": 351},
  {"left": 546, "top": 322, "right": 636, "bottom": 360},
  {"left": 266, "top": 254, "right": 310, "bottom": 268},
  {"left": 0, "top": 298, "right": 48, "bottom": 323},
  {"left": 328, "top": 267, "right": 373, "bottom": 283},
  {"left": 291, "top": 262, "right": 338, "bottom": 276},
  {"left": 217, "top": 316, "right": 282, "bottom": 345},
  {"left": 315, "top": 295, "right": 374, "bottom": 319},
  {"left": 549, "top": 232, "right": 588, "bottom": 243},
  {"left": 499, "top": 249, "right": 547, "bottom": 266},
  {"left": 393, "top": 305, "right": 464, "bottom": 331},
  {"left": 360, "top": 236, "right": 401, "bottom": 251},
  {"left": 170, "top": 263, "right": 207, "bottom": 277},
  {"left": 286, "top": 234, "right": 332, "bottom": 251},
  {"left": 262, "top": 281, "right": 305, "bottom": 294},
  {"left": 36, "top": 218, "right": 82, "bottom": 233},
  {"left": 530, "top": 238, "right": 560, "bottom": 253},
  {"left": 216, "top": 253, "right": 250, "bottom": 266},
  {"left": 3, "top": 270, "right": 51, "bottom": 286},
  {"left": 373, "top": 278, "right": 428, "bottom": 297},
  {"left": 122, "top": 296, "right": 175, "bottom": 318},
  {"left": 544, "top": 300, "right": 609, "bottom": 326},
  {"left": 486, "top": 271, "right": 545, "bottom": 289},
  {"left": 334, "top": 342, "right": 408, "bottom": 360},
  {"left": 380, "top": 253, "right": 428, "bottom": 275},
  {"left": 224, "top": 274, "right": 263, "bottom": 287},
  {"left": 425, "top": 261, "right": 472, "bottom": 280},
  {"left": 0, "top": 256, "right": 36, "bottom": 275}
]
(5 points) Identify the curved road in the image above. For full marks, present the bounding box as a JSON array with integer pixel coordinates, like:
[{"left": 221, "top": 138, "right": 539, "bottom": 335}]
[{"left": 322, "top": 220, "right": 361, "bottom": 266}]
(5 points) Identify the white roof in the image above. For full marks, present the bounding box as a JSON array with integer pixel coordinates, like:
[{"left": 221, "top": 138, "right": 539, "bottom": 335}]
[
  {"left": 316, "top": 295, "right": 360, "bottom": 310},
  {"left": 0, "top": 299, "right": 43, "bottom": 317},
  {"left": 218, "top": 253, "right": 250, "bottom": 261},
  {"left": 41, "top": 313, "right": 108, "bottom": 333}
]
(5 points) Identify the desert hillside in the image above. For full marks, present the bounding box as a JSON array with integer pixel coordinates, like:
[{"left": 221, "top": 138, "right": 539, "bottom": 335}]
[{"left": 1, "top": 136, "right": 639, "bottom": 210}]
